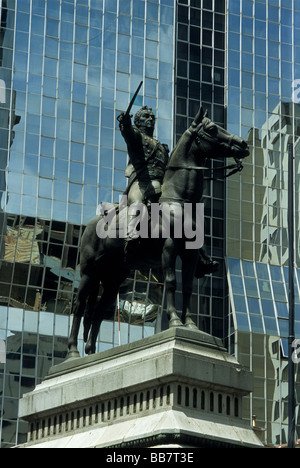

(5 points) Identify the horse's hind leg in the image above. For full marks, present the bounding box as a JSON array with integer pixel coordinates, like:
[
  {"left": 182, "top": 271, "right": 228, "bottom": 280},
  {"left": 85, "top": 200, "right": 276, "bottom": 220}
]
[
  {"left": 84, "top": 289, "right": 115, "bottom": 355},
  {"left": 83, "top": 278, "right": 100, "bottom": 343},
  {"left": 68, "top": 274, "right": 91, "bottom": 358},
  {"left": 85, "top": 272, "right": 128, "bottom": 355}
]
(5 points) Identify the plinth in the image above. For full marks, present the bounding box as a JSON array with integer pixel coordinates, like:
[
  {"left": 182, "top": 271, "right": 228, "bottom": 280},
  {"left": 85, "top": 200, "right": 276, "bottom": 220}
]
[{"left": 17, "top": 328, "right": 263, "bottom": 448}]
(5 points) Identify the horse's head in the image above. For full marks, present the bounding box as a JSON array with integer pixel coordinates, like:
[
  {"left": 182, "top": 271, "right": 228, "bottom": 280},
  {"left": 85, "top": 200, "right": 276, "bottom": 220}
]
[{"left": 190, "top": 107, "right": 250, "bottom": 161}]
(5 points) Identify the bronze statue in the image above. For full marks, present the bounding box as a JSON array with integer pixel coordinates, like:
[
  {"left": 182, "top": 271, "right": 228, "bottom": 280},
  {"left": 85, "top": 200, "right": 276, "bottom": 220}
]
[
  {"left": 118, "top": 97, "right": 218, "bottom": 275},
  {"left": 67, "top": 106, "right": 249, "bottom": 358}
]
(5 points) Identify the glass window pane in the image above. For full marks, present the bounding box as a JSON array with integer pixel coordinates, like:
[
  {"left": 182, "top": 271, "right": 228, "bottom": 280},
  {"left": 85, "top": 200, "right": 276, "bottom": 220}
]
[
  {"left": 250, "top": 314, "right": 264, "bottom": 334},
  {"left": 255, "top": 262, "right": 269, "bottom": 280},
  {"left": 272, "top": 283, "right": 287, "bottom": 302},
  {"left": 242, "top": 261, "right": 255, "bottom": 284},
  {"left": 275, "top": 302, "right": 288, "bottom": 319},
  {"left": 244, "top": 277, "right": 259, "bottom": 297},
  {"left": 227, "top": 258, "right": 242, "bottom": 276},
  {"left": 278, "top": 319, "right": 289, "bottom": 338},
  {"left": 261, "top": 299, "right": 275, "bottom": 318},
  {"left": 236, "top": 312, "right": 250, "bottom": 331},
  {"left": 264, "top": 317, "right": 278, "bottom": 336},
  {"left": 230, "top": 276, "right": 244, "bottom": 295},
  {"left": 258, "top": 280, "right": 272, "bottom": 299},
  {"left": 269, "top": 265, "right": 282, "bottom": 281},
  {"left": 233, "top": 294, "right": 247, "bottom": 313},
  {"left": 247, "top": 297, "right": 261, "bottom": 315}
]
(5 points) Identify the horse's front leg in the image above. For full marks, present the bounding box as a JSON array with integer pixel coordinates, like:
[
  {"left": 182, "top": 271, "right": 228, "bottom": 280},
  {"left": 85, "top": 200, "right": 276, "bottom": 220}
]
[
  {"left": 181, "top": 250, "right": 199, "bottom": 330},
  {"left": 162, "top": 238, "right": 183, "bottom": 328}
]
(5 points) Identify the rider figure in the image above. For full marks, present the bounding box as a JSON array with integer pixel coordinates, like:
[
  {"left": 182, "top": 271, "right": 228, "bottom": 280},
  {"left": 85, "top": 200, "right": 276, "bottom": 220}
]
[
  {"left": 118, "top": 105, "right": 218, "bottom": 276},
  {"left": 118, "top": 106, "right": 170, "bottom": 256}
]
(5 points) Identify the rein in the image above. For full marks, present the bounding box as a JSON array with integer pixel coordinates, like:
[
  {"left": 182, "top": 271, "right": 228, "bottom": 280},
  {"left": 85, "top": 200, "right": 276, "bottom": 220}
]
[{"left": 166, "top": 159, "right": 243, "bottom": 181}]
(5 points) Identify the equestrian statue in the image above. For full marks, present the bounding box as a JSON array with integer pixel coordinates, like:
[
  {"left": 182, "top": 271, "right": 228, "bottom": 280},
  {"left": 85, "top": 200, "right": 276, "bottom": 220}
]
[{"left": 68, "top": 85, "right": 249, "bottom": 358}]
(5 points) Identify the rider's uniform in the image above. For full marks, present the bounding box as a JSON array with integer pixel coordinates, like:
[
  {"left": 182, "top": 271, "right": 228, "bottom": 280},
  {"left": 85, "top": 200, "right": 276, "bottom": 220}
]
[{"left": 119, "top": 114, "right": 169, "bottom": 205}]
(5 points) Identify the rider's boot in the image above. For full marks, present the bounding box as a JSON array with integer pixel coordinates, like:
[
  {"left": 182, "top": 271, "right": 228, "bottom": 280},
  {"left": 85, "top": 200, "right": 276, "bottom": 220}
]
[
  {"left": 124, "top": 236, "right": 141, "bottom": 262},
  {"left": 124, "top": 214, "right": 141, "bottom": 262}
]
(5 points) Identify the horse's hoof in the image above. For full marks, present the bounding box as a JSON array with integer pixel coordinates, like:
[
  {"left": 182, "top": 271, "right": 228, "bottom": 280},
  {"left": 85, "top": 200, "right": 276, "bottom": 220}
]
[
  {"left": 66, "top": 348, "right": 81, "bottom": 360},
  {"left": 83, "top": 318, "right": 92, "bottom": 342},
  {"left": 184, "top": 322, "right": 199, "bottom": 331},
  {"left": 184, "top": 318, "right": 199, "bottom": 331},
  {"left": 169, "top": 318, "right": 184, "bottom": 328},
  {"left": 85, "top": 344, "right": 96, "bottom": 355}
]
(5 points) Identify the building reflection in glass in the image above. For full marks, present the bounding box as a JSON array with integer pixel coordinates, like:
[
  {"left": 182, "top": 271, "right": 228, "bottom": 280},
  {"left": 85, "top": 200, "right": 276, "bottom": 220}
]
[
  {"left": 0, "top": 0, "right": 175, "bottom": 447},
  {"left": 226, "top": 0, "right": 300, "bottom": 446}
]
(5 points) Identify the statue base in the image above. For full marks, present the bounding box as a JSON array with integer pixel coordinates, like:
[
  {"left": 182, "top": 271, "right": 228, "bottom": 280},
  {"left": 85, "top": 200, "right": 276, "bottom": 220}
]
[{"left": 16, "top": 328, "right": 263, "bottom": 448}]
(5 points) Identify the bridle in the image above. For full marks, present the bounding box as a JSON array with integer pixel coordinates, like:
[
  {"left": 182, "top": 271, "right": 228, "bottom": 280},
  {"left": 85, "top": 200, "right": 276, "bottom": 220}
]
[
  {"left": 204, "top": 157, "right": 244, "bottom": 181},
  {"left": 166, "top": 122, "right": 245, "bottom": 181},
  {"left": 166, "top": 158, "right": 243, "bottom": 181}
]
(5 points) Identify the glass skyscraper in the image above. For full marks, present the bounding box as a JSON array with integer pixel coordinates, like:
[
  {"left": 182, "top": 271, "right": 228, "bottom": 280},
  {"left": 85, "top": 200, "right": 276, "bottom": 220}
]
[
  {"left": 175, "top": 0, "right": 227, "bottom": 342},
  {"left": 226, "top": 0, "right": 300, "bottom": 446},
  {"left": 0, "top": 0, "right": 299, "bottom": 448},
  {"left": 0, "top": 0, "right": 175, "bottom": 447}
]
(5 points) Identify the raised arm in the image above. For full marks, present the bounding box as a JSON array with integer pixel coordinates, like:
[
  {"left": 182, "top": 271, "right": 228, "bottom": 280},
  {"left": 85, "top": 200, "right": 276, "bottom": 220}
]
[{"left": 117, "top": 111, "right": 140, "bottom": 149}]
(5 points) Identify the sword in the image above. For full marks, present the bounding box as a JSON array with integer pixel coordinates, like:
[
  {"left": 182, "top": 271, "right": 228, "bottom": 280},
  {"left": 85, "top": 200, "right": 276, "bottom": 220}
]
[{"left": 117, "top": 81, "right": 143, "bottom": 121}]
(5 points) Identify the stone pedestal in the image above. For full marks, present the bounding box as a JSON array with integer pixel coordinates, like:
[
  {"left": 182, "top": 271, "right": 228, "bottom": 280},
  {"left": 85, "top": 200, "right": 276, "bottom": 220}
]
[{"left": 17, "top": 328, "right": 263, "bottom": 448}]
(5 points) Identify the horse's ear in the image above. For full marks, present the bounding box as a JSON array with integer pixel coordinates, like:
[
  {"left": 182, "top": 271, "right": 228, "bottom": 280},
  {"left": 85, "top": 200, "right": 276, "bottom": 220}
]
[
  {"left": 194, "top": 106, "right": 204, "bottom": 125},
  {"left": 204, "top": 109, "right": 208, "bottom": 118}
]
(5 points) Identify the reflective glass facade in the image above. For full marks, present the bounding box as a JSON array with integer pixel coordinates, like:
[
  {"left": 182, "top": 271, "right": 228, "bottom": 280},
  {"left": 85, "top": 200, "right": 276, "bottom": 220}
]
[
  {"left": 226, "top": 0, "right": 300, "bottom": 445},
  {"left": 0, "top": 0, "right": 175, "bottom": 447},
  {"left": 175, "top": 0, "right": 227, "bottom": 340}
]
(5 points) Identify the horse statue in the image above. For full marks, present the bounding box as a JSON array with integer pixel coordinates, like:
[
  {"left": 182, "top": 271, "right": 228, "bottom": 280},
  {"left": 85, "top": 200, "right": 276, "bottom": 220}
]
[{"left": 67, "top": 107, "right": 249, "bottom": 358}]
